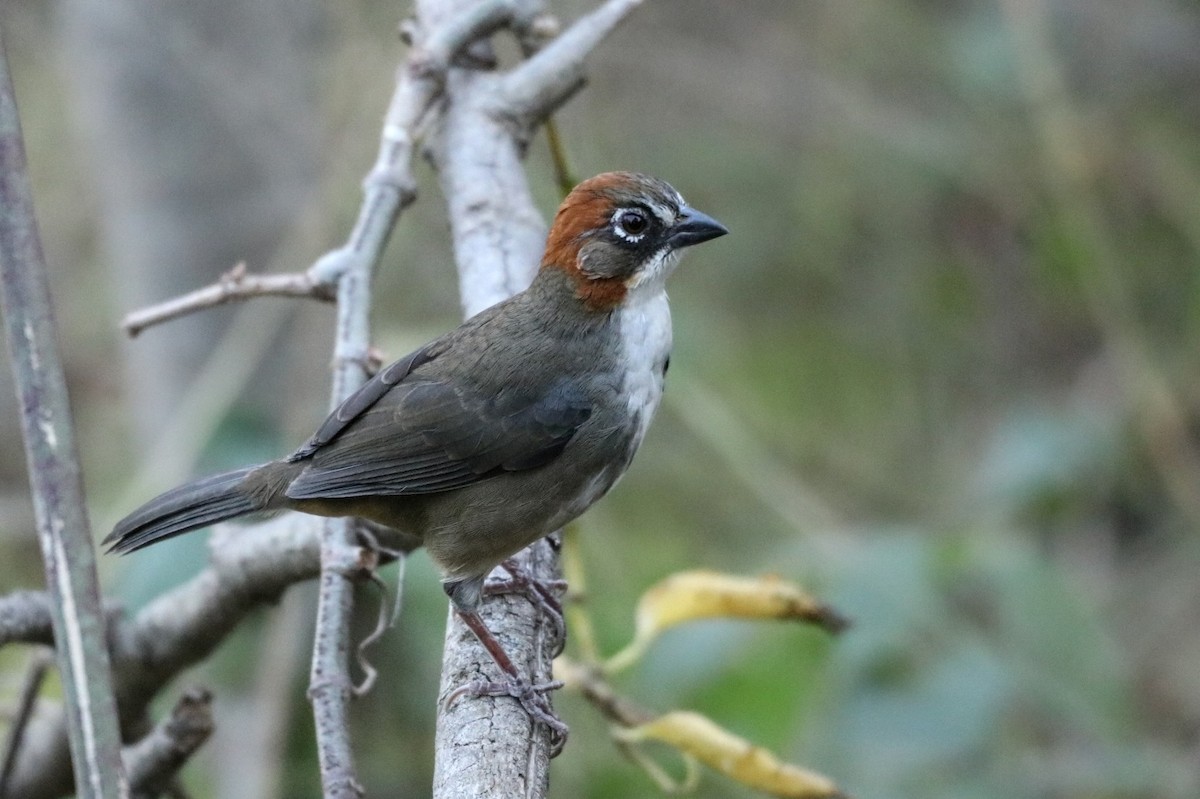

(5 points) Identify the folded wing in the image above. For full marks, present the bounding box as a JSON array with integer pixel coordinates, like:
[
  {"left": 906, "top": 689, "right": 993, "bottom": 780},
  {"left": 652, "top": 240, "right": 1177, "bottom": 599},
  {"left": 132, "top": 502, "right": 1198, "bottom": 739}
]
[{"left": 284, "top": 347, "right": 592, "bottom": 500}]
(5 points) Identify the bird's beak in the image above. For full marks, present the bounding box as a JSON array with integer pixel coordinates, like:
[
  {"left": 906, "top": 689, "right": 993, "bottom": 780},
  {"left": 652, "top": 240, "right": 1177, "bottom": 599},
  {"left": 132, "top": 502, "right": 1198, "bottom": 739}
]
[{"left": 668, "top": 206, "right": 729, "bottom": 249}]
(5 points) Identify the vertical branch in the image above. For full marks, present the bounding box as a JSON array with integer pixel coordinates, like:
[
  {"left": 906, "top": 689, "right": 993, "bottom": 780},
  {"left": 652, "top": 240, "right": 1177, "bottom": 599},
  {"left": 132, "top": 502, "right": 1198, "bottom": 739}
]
[
  {"left": 305, "top": 3, "right": 520, "bottom": 792},
  {"left": 423, "top": 1, "right": 643, "bottom": 796},
  {"left": 0, "top": 27, "right": 127, "bottom": 799},
  {"left": 306, "top": 119, "right": 408, "bottom": 799},
  {"left": 421, "top": 5, "right": 553, "bottom": 793}
]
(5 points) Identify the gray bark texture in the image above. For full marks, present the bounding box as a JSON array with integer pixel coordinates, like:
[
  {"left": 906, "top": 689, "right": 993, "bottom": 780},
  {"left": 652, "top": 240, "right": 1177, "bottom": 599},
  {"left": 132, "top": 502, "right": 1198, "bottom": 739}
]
[
  {"left": 0, "top": 25, "right": 127, "bottom": 799},
  {"left": 422, "top": 1, "right": 644, "bottom": 796}
]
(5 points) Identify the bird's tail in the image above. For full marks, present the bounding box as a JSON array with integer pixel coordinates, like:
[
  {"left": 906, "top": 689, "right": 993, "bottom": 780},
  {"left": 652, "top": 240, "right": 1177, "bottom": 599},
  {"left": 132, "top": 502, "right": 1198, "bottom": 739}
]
[{"left": 105, "top": 466, "right": 263, "bottom": 554}]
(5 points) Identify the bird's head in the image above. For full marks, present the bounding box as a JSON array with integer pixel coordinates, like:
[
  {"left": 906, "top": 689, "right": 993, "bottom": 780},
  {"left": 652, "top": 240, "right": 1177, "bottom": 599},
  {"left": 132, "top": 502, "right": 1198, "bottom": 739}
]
[{"left": 541, "top": 172, "right": 728, "bottom": 311}]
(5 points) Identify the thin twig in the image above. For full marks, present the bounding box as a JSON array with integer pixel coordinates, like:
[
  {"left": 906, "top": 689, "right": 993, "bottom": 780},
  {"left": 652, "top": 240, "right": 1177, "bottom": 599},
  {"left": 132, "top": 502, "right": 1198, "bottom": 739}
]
[
  {"left": 0, "top": 652, "right": 51, "bottom": 798},
  {"left": 0, "top": 29, "right": 126, "bottom": 799},
  {"left": 544, "top": 118, "right": 576, "bottom": 196},
  {"left": 556, "top": 657, "right": 652, "bottom": 728},
  {"left": 121, "top": 262, "right": 335, "bottom": 338}
]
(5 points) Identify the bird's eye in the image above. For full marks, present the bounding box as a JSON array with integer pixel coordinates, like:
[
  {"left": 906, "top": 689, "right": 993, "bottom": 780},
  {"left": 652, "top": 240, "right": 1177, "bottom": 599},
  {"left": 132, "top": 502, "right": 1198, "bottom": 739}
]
[{"left": 614, "top": 210, "right": 648, "bottom": 239}]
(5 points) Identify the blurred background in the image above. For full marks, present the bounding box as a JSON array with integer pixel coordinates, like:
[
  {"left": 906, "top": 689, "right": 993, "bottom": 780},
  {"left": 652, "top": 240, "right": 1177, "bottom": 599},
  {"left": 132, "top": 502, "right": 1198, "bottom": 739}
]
[{"left": 1, "top": 0, "right": 1199, "bottom": 797}]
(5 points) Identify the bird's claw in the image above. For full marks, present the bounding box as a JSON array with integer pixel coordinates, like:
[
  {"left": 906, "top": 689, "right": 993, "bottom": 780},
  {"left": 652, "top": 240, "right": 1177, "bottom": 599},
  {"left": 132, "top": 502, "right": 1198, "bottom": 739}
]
[
  {"left": 486, "top": 559, "right": 568, "bottom": 656},
  {"left": 446, "top": 677, "right": 568, "bottom": 756}
]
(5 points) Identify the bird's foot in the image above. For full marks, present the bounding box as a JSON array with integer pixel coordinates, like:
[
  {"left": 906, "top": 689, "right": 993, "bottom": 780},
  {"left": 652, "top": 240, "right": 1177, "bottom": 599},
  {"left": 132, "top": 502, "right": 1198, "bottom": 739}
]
[
  {"left": 449, "top": 606, "right": 570, "bottom": 756},
  {"left": 485, "top": 558, "right": 567, "bottom": 655},
  {"left": 446, "top": 677, "right": 568, "bottom": 756}
]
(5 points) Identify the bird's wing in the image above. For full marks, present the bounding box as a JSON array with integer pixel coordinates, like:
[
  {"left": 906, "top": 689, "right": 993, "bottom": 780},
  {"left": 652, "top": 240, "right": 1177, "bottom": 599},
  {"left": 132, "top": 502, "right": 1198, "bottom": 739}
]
[
  {"left": 283, "top": 345, "right": 593, "bottom": 500},
  {"left": 286, "top": 344, "right": 440, "bottom": 463}
]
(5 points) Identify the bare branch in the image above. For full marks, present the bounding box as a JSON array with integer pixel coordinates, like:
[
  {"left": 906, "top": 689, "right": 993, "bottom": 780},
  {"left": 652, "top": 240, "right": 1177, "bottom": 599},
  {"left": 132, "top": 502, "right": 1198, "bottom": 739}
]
[
  {"left": 0, "top": 652, "right": 52, "bottom": 798},
  {"left": 499, "top": 0, "right": 644, "bottom": 123},
  {"left": 3, "top": 515, "right": 415, "bottom": 799},
  {"left": 420, "top": 1, "right": 646, "bottom": 795},
  {"left": 306, "top": 4, "right": 546, "bottom": 795},
  {"left": 121, "top": 516, "right": 323, "bottom": 694},
  {"left": 308, "top": 525, "right": 371, "bottom": 799},
  {"left": 0, "top": 29, "right": 126, "bottom": 798},
  {"left": 125, "top": 688, "right": 214, "bottom": 799},
  {"left": 0, "top": 591, "right": 54, "bottom": 647},
  {"left": 121, "top": 262, "right": 335, "bottom": 338}
]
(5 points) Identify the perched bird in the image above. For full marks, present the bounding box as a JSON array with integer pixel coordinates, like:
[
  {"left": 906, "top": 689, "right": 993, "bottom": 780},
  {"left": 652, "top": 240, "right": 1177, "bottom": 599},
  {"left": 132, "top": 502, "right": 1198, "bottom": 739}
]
[{"left": 106, "top": 171, "right": 726, "bottom": 743}]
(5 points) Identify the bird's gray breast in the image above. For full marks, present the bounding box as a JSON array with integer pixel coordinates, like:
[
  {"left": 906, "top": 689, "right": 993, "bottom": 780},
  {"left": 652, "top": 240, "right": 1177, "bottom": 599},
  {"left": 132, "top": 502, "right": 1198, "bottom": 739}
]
[{"left": 559, "top": 290, "right": 673, "bottom": 517}]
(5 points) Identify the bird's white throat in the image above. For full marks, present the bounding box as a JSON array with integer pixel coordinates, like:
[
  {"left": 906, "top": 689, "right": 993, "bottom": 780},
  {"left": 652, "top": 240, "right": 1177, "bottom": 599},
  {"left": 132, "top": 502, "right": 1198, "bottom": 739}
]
[{"left": 615, "top": 288, "right": 673, "bottom": 448}]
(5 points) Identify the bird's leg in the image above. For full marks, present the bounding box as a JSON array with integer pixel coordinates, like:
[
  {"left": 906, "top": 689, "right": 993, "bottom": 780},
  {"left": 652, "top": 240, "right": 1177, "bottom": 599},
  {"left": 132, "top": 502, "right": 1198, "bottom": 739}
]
[
  {"left": 443, "top": 579, "right": 568, "bottom": 755},
  {"left": 484, "top": 558, "right": 567, "bottom": 655}
]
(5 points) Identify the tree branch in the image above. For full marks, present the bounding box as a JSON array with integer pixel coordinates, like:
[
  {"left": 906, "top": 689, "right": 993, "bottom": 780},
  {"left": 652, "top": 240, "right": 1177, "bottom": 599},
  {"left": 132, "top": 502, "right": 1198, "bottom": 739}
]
[
  {"left": 499, "top": 0, "right": 643, "bottom": 122},
  {"left": 0, "top": 26, "right": 126, "bottom": 799},
  {"left": 423, "top": 1, "right": 644, "bottom": 795},
  {"left": 0, "top": 516, "right": 415, "bottom": 799},
  {"left": 121, "top": 262, "right": 335, "bottom": 338},
  {"left": 305, "top": 6, "right": 535, "bottom": 795},
  {"left": 125, "top": 688, "right": 214, "bottom": 799}
]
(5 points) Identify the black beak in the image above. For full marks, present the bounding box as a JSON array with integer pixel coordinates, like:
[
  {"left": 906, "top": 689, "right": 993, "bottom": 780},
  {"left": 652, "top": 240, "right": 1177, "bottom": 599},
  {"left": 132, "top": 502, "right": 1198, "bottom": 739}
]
[{"left": 668, "top": 206, "right": 728, "bottom": 249}]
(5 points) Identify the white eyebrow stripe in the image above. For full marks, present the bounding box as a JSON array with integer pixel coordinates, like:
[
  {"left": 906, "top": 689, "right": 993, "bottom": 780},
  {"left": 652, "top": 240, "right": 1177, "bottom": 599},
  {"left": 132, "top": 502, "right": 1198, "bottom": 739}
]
[{"left": 644, "top": 201, "right": 675, "bottom": 225}]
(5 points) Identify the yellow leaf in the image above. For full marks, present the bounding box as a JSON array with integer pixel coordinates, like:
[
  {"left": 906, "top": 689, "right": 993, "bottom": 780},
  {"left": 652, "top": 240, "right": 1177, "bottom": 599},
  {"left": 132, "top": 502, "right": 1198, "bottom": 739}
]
[
  {"left": 617, "top": 711, "right": 845, "bottom": 798},
  {"left": 606, "top": 570, "right": 846, "bottom": 671}
]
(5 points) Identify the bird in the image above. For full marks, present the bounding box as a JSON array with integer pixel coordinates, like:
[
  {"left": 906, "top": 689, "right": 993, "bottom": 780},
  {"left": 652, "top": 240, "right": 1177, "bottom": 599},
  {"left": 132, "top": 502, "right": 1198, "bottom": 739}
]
[{"left": 105, "top": 171, "right": 727, "bottom": 745}]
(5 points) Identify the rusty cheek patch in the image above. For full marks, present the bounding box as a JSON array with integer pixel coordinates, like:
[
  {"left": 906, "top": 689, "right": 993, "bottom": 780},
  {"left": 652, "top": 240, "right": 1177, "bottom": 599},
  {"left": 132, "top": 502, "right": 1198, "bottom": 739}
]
[
  {"left": 540, "top": 172, "right": 658, "bottom": 313},
  {"left": 542, "top": 190, "right": 610, "bottom": 268},
  {"left": 574, "top": 275, "right": 627, "bottom": 311},
  {"left": 541, "top": 189, "right": 626, "bottom": 312}
]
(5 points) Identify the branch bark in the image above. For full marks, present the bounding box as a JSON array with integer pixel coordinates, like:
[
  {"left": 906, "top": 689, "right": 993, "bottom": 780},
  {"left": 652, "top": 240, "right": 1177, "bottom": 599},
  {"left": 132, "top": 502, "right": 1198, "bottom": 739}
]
[
  {"left": 303, "top": 5, "right": 527, "bottom": 795},
  {"left": 124, "top": 688, "right": 213, "bottom": 799},
  {"left": 422, "top": 1, "right": 643, "bottom": 796},
  {"left": 121, "top": 262, "right": 335, "bottom": 338},
  {"left": 0, "top": 515, "right": 413, "bottom": 799},
  {"left": 0, "top": 25, "right": 127, "bottom": 799}
]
